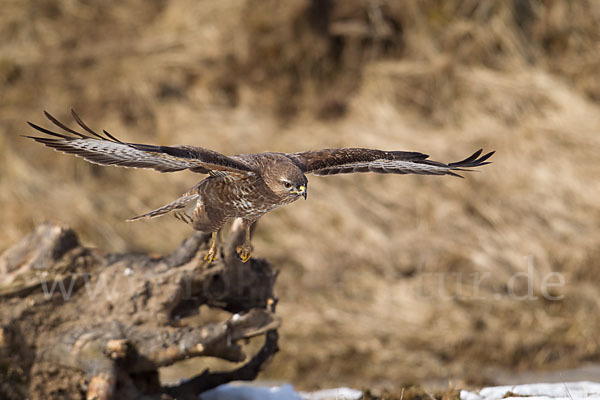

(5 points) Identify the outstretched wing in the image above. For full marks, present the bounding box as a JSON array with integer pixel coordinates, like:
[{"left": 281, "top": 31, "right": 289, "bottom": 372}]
[
  {"left": 288, "top": 148, "right": 494, "bottom": 177},
  {"left": 24, "top": 110, "right": 254, "bottom": 177}
]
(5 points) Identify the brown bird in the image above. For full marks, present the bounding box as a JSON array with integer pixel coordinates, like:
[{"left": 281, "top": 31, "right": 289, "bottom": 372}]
[{"left": 25, "top": 110, "right": 494, "bottom": 263}]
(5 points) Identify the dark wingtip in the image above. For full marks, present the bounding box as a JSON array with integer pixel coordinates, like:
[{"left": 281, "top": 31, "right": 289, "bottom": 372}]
[
  {"left": 453, "top": 149, "right": 482, "bottom": 166},
  {"left": 479, "top": 150, "right": 495, "bottom": 163},
  {"left": 102, "top": 129, "right": 123, "bottom": 143},
  {"left": 447, "top": 170, "right": 465, "bottom": 178},
  {"left": 26, "top": 121, "right": 71, "bottom": 139},
  {"left": 43, "top": 110, "right": 90, "bottom": 138},
  {"left": 42, "top": 110, "right": 56, "bottom": 121},
  {"left": 450, "top": 149, "right": 495, "bottom": 169},
  {"left": 70, "top": 109, "right": 105, "bottom": 140},
  {"left": 21, "top": 135, "right": 61, "bottom": 147}
]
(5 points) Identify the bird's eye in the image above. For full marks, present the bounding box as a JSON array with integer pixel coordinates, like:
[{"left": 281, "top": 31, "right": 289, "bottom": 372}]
[{"left": 282, "top": 181, "right": 292, "bottom": 189}]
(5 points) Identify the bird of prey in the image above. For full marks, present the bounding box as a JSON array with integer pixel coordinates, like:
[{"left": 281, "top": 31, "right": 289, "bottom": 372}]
[{"left": 25, "top": 110, "right": 494, "bottom": 263}]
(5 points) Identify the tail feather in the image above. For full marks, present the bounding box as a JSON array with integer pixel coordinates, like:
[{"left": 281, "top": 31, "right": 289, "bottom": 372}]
[{"left": 127, "top": 193, "right": 199, "bottom": 221}]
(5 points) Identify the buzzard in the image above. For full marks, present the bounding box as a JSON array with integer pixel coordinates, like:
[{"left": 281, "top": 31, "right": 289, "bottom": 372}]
[{"left": 25, "top": 110, "right": 494, "bottom": 263}]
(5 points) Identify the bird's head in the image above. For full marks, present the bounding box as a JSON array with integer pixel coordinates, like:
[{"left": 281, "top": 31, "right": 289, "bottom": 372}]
[
  {"left": 279, "top": 176, "right": 307, "bottom": 200},
  {"left": 264, "top": 162, "right": 308, "bottom": 201}
]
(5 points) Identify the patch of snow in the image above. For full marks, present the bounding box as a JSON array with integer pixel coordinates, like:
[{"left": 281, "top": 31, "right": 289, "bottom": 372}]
[
  {"left": 199, "top": 381, "right": 600, "bottom": 400},
  {"left": 198, "top": 384, "right": 363, "bottom": 400},
  {"left": 459, "top": 390, "right": 483, "bottom": 400},
  {"left": 199, "top": 384, "right": 301, "bottom": 400},
  {"left": 460, "top": 381, "right": 600, "bottom": 400},
  {"left": 300, "top": 387, "right": 363, "bottom": 400}
]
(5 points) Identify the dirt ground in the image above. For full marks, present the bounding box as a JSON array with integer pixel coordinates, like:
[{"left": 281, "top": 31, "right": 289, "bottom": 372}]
[{"left": 1, "top": 0, "right": 600, "bottom": 394}]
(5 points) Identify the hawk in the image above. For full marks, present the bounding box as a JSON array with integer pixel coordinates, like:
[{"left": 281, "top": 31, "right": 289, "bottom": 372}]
[{"left": 25, "top": 110, "right": 494, "bottom": 263}]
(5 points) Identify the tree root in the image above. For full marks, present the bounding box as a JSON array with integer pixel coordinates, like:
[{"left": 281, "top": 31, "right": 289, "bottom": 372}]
[{"left": 0, "top": 222, "right": 279, "bottom": 399}]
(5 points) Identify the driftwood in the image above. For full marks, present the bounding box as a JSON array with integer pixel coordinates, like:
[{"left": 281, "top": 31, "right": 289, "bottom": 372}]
[{"left": 0, "top": 221, "right": 280, "bottom": 399}]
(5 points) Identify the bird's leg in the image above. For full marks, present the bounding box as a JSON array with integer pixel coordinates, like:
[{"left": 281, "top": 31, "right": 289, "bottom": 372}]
[
  {"left": 236, "top": 223, "right": 253, "bottom": 263},
  {"left": 203, "top": 232, "right": 218, "bottom": 262}
]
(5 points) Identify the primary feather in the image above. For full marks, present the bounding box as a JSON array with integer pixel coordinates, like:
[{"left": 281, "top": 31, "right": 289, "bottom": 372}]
[
  {"left": 25, "top": 110, "right": 253, "bottom": 176},
  {"left": 289, "top": 148, "right": 494, "bottom": 177}
]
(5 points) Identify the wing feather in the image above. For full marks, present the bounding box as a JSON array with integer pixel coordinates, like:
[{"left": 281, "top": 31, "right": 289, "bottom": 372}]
[
  {"left": 289, "top": 148, "right": 494, "bottom": 177},
  {"left": 24, "top": 110, "right": 254, "bottom": 176}
]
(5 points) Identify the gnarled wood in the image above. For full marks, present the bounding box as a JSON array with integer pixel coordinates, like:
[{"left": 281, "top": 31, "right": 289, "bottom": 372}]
[{"left": 0, "top": 222, "right": 279, "bottom": 399}]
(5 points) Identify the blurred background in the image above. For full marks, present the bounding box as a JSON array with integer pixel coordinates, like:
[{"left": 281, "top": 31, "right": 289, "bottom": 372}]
[{"left": 1, "top": 0, "right": 600, "bottom": 392}]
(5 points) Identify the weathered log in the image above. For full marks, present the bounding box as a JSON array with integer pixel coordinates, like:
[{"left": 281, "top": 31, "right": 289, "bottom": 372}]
[{"left": 0, "top": 222, "right": 280, "bottom": 399}]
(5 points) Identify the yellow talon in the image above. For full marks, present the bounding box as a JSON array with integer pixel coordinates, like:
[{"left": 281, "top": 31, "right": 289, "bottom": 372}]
[
  {"left": 236, "top": 245, "right": 252, "bottom": 263},
  {"left": 203, "top": 232, "right": 218, "bottom": 263},
  {"left": 203, "top": 250, "right": 217, "bottom": 262},
  {"left": 236, "top": 222, "right": 253, "bottom": 263}
]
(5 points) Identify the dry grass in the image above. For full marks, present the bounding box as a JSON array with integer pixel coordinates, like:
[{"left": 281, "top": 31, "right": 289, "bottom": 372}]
[{"left": 1, "top": 0, "right": 600, "bottom": 392}]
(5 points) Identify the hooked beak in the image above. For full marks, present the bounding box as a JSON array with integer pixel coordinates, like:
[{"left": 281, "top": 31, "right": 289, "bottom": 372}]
[{"left": 297, "top": 185, "right": 307, "bottom": 200}]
